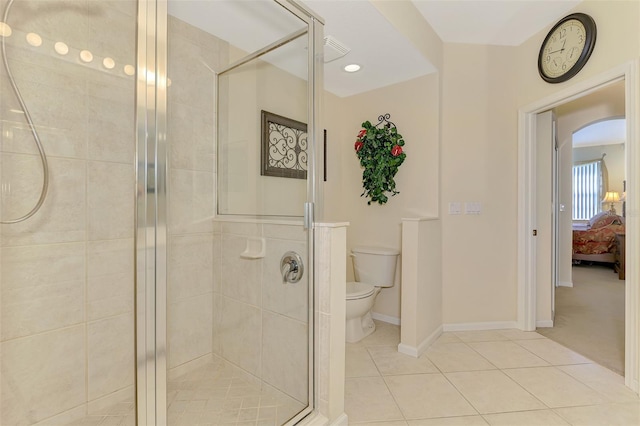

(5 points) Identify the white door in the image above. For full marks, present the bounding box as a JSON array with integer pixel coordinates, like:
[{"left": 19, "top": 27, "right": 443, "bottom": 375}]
[{"left": 535, "top": 110, "right": 555, "bottom": 327}]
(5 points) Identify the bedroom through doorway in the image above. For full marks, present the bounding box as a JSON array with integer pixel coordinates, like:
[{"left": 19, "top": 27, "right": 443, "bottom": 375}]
[{"left": 536, "top": 80, "right": 627, "bottom": 375}]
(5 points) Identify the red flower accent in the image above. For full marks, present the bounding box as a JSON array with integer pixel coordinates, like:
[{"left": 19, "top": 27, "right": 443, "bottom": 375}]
[
  {"left": 354, "top": 141, "right": 364, "bottom": 152},
  {"left": 391, "top": 145, "right": 403, "bottom": 157},
  {"left": 357, "top": 129, "right": 366, "bottom": 138}
]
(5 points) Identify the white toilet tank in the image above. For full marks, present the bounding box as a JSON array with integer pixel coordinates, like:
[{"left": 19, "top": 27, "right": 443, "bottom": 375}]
[{"left": 351, "top": 246, "right": 400, "bottom": 288}]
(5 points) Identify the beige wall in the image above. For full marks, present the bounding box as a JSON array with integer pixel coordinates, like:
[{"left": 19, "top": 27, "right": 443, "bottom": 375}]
[
  {"left": 439, "top": 0, "right": 639, "bottom": 326},
  {"left": 218, "top": 45, "right": 308, "bottom": 217},
  {"left": 441, "top": 42, "right": 519, "bottom": 324},
  {"left": 324, "top": 73, "right": 440, "bottom": 321}
]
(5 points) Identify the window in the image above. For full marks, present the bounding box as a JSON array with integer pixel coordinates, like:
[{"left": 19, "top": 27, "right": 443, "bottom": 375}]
[{"left": 572, "top": 159, "right": 605, "bottom": 220}]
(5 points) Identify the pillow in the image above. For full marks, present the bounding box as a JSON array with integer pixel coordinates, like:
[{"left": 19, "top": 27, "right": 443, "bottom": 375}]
[
  {"left": 590, "top": 212, "right": 622, "bottom": 229},
  {"left": 588, "top": 212, "right": 608, "bottom": 228}
]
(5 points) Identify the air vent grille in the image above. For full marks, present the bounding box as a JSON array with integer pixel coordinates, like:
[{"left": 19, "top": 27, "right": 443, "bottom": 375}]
[{"left": 324, "top": 35, "right": 350, "bottom": 63}]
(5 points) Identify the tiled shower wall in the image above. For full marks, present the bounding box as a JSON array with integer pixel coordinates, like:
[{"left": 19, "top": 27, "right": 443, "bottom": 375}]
[
  {"left": 165, "top": 16, "right": 224, "bottom": 371},
  {"left": 167, "top": 17, "right": 309, "bottom": 406},
  {"left": 0, "top": 1, "right": 136, "bottom": 424},
  {"left": 213, "top": 221, "right": 309, "bottom": 404}
]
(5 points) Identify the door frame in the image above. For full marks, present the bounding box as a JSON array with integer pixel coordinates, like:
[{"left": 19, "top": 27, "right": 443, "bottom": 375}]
[{"left": 517, "top": 60, "right": 640, "bottom": 391}]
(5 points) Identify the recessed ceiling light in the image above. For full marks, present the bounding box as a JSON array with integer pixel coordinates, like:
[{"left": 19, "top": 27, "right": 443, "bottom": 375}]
[
  {"left": 344, "top": 64, "right": 361, "bottom": 73},
  {"left": 54, "top": 42, "right": 69, "bottom": 55},
  {"left": 26, "top": 32, "right": 42, "bottom": 47}
]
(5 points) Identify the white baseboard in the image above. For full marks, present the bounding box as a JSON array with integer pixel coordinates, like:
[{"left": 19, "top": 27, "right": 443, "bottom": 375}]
[
  {"left": 398, "top": 325, "right": 443, "bottom": 358},
  {"left": 372, "top": 312, "right": 401, "bottom": 326},
  {"left": 536, "top": 320, "right": 554, "bottom": 328},
  {"left": 558, "top": 281, "right": 573, "bottom": 287},
  {"left": 443, "top": 321, "right": 518, "bottom": 332}
]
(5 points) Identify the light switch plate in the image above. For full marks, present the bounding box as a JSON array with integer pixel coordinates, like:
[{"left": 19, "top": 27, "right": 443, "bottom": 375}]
[
  {"left": 465, "top": 202, "right": 482, "bottom": 215},
  {"left": 449, "top": 202, "right": 462, "bottom": 215}
]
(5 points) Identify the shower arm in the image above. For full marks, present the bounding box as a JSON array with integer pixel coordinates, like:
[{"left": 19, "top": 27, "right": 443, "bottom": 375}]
[{"left": 1, "top": 0, "right": 50, "bottom": 224}]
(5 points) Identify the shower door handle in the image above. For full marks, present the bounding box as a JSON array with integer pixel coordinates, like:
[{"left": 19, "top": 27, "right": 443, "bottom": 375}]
[{"left": 281, "top": 251, "right": 304, "bottom": 284}]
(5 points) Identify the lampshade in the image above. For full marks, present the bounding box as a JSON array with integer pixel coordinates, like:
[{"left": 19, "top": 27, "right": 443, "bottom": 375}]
[{"left": 602, "top": 191, "right": 621, "bottom": 203}]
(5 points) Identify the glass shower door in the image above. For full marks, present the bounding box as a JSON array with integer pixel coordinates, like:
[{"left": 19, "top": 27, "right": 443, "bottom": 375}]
[{"left": 163, "top": 1, "right": 320, "bottom": 424}]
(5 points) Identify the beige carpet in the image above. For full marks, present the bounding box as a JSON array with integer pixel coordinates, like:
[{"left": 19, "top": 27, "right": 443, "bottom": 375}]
[{"left": 537, "top": 264, "right": 625, "bottom": 375}]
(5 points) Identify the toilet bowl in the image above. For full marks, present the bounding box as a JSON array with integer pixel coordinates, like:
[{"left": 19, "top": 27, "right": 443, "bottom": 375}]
[{"left": 345, "top": 246, "right": 399, "bottom": 343}]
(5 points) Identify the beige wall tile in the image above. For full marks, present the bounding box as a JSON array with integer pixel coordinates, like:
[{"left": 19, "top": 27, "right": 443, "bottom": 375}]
[
  {"left": 87, "top": 1, "right": 136, "bottom": 65},
  {"left": 262, "top": 238, "right": 307, "bottom": 322},
  {"left": 213, "top": 234, "right": 221, "bottom": 294},
  {"left": 0, "top": 326, "right": 86, "bottom": 425},
  {"left": 263, "top": 223, "right": 306, "bottom": 241},
  {"left": 168, "top": 294, "right": 213, "bottom": 368},
  {"left": 88, "top": 314, "right": 135, "bottom": 401},
  {"left": 168, "top": 102, "right": 214, "bottom": 172},
  {"left": 169, "top": 169, "right": 213, "bottom": 234},
  {"left": 220, "top": 234, "right": 261, "bottom": 306},
  {"left": 87, "top": 238, "right": 134, "bottom": 320},
  {"left": 168, "top": 233, "right": 213, "bottom": 302},
  {"left": 1, "top": 242, "right": 85, "bottom": 340},
  {"left": 2, "top": 0, "right": 89, "bottom": 43},
  {"left": 87, "top": 161, "right": 134, "bottom": 240},
  {"left": 261, "top": 311, "right": 308, "bottom": 403},
  {"left": 1, "top": 156, "right": 86, "bottom": 246},
  {"left": 220, "top": 220, "right": 262, "bottom": 236},
  {"left": 87, "top": 94, "right": 134, "bottom": 164},
  {"left": 218, "top": 296, "right": 261, "bottom": 375}
]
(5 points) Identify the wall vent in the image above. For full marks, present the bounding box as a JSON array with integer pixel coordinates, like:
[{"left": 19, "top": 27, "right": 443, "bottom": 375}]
[{"left": 324, "top": 35, "right": 350, "bottom": 63}]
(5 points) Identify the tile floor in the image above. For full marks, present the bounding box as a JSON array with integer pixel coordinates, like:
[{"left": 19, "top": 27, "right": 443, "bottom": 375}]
[
  {"left": 345, "top": 321, "right": 640, "bottom": 425},
  {"left": 66, "top": 357, "right": 304, "bottom": 426}
]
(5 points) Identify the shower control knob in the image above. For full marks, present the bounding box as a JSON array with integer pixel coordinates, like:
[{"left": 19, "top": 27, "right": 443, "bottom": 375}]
[{"left": 280, "top": 251, "right": 304, "bottom": 284}]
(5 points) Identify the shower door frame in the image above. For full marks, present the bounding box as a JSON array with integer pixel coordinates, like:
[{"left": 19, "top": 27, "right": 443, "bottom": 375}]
[
  {"left": 136, "top": 0, "right": 168, "bottom": 424},
  {"left": 135, "top": 1, "right": 325, "bottom": 424}
]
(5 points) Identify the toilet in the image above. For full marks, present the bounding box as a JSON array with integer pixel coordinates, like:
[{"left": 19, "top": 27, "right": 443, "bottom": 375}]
[{"left": 345, "top": 246, "right": 400, "bottom": 343}]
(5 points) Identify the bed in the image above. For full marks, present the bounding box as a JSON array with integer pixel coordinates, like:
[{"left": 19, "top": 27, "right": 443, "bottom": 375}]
[{"left": 572, "top": 212, "right": 625, "bottom": 264}]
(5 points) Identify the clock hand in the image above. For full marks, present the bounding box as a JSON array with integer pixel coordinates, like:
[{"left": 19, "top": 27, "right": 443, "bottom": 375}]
[{"left": 549, "top": 40, "right": 567, "bottom": 55}]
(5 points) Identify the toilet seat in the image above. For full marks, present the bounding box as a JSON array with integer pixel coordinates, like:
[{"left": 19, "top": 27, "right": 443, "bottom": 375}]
[{"left": 346, "top": 281, "right": 375, "bottom": 300}]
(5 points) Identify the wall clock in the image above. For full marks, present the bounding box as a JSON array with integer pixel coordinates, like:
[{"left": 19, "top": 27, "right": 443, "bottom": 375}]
[{"left": 538, "top": 13, "right": 597, "bottom": 84}]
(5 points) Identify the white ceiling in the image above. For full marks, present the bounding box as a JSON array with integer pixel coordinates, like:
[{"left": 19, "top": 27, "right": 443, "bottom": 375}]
[
  {"left": 573, "top": 118, "right": 626, "bottom": 148},
  {"left": 169, "top": 0, "right": 583, "bottom": 97}
]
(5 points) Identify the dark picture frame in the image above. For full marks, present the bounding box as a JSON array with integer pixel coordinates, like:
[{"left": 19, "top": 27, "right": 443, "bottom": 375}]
[{"left": 261, "top": 110, "right": 307, "bottom": 179}]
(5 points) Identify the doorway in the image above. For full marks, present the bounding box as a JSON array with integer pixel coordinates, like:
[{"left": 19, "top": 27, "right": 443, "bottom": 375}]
[
  {"left": 517, "top": 62, "right": 640, "bottom": 392},
  {"left": 535, "top": 81, "right": 627, "bottom": 375}
]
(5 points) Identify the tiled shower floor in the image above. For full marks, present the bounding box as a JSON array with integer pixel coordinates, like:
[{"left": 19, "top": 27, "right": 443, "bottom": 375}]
[{"left": 67, "top": 357, "right": 304, "bottom": 426}]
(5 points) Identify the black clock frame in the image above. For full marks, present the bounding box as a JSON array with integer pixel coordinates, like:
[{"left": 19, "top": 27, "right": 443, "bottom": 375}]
[{"left": 538, "top": 13, "right": 597, "bottom": 84}]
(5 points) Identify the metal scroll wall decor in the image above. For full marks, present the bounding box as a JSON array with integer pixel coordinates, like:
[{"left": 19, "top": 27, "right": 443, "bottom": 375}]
[{"left": 261, "top": 110, "right": 307, "bottom": 179}]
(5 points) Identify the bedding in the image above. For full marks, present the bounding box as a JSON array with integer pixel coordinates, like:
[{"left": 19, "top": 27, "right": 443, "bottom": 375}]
[{"left": 572, "top": 212, "right": 625, "bottom": 261}]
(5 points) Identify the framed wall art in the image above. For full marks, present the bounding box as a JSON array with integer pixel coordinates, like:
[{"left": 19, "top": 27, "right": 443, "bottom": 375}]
[{"left": 261, "top": 110, "right": 307, "bottom": 179}]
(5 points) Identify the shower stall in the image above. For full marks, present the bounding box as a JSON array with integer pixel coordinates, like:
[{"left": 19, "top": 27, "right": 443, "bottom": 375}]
[{"left": 0, "top": 0, "right": 324, "bottom": 424}]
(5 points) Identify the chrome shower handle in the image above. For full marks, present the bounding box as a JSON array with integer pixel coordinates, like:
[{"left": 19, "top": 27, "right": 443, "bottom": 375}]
[{"left": 281, "top": 251, "right": 304, "bottom": 284}]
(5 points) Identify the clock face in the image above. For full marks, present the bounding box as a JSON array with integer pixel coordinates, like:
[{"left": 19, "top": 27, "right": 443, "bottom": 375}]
[
  {"left": 540, "top": 20, "right": 586, "bottom": 79},
  {"left": 538, "top": 13, "right": 596, "bottom": 83}
]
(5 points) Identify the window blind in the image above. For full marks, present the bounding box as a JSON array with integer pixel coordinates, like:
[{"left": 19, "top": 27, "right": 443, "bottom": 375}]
[{"left": 572, "top": 160, "right": 603, "bottom": 220}]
